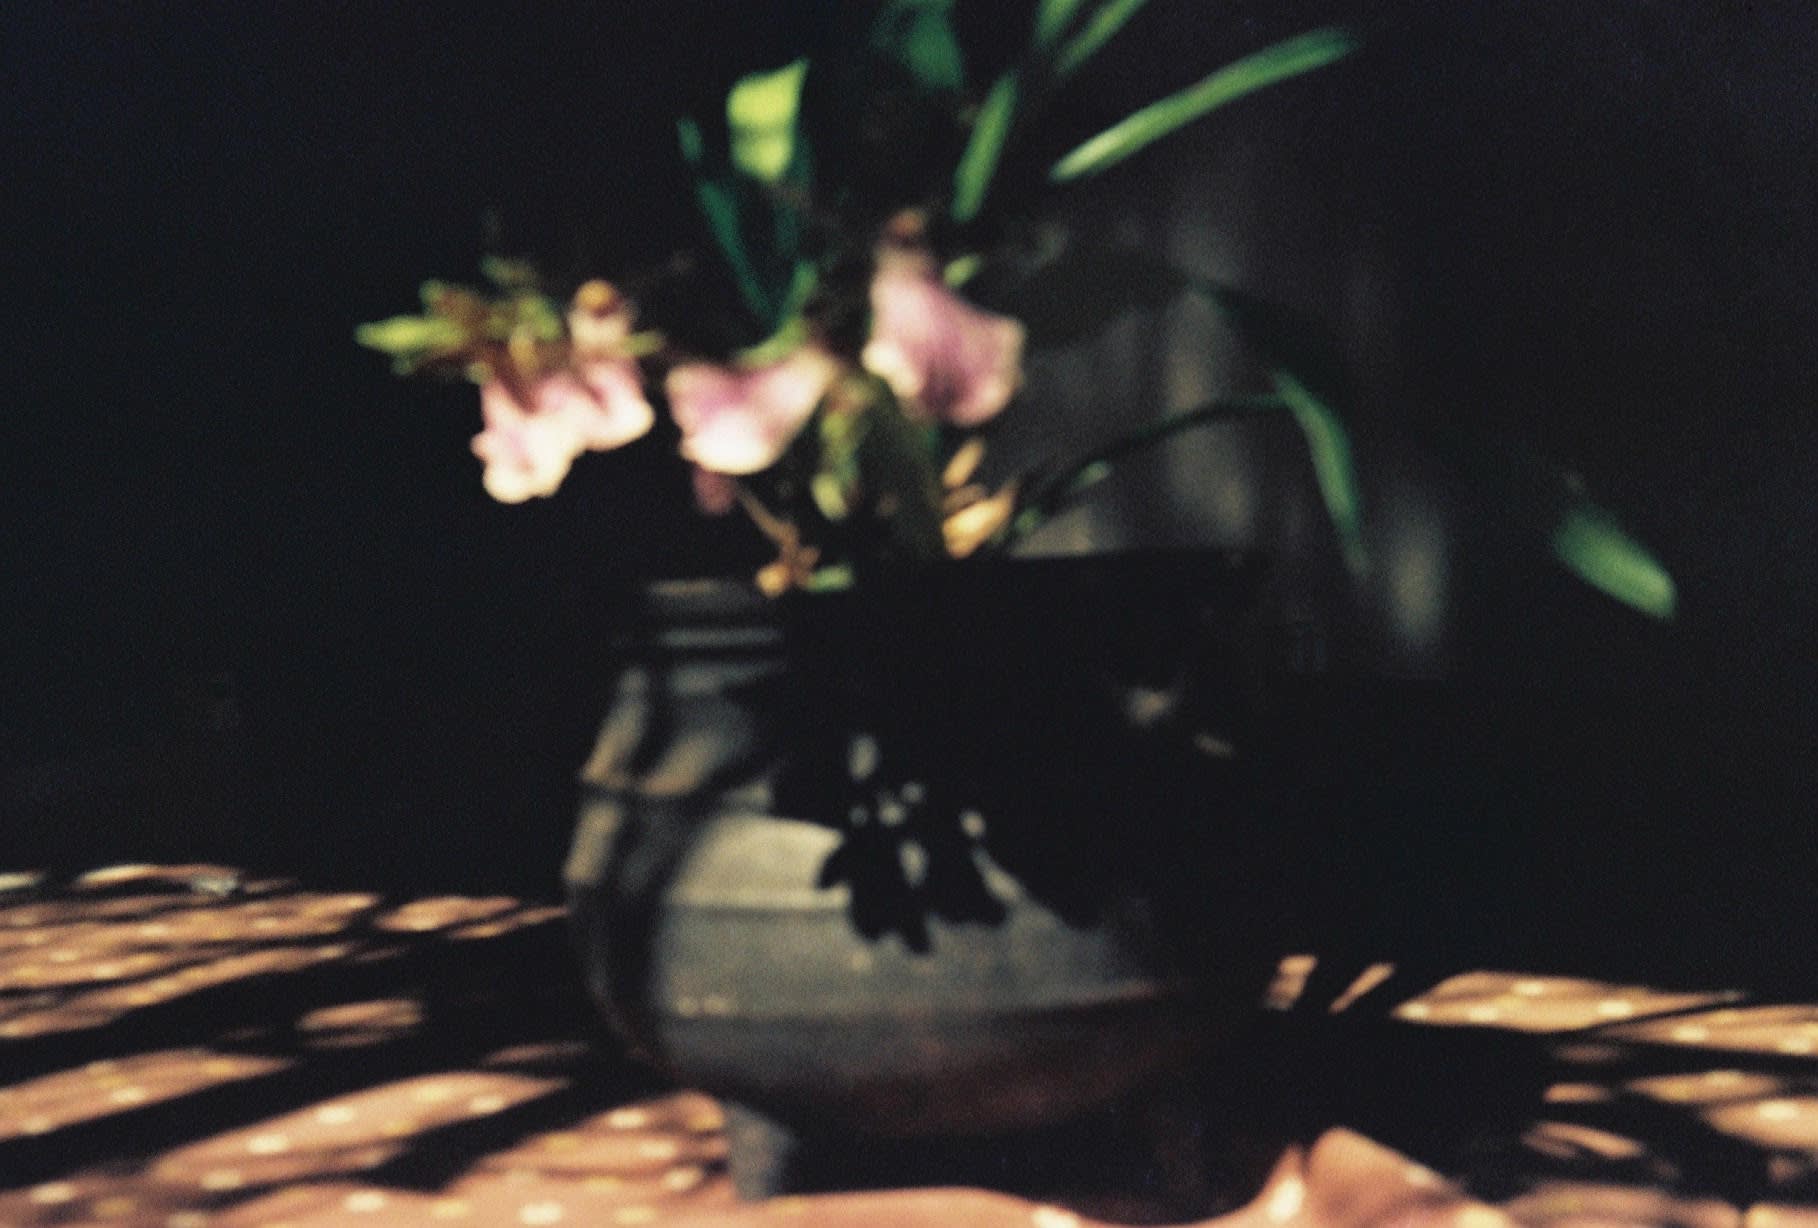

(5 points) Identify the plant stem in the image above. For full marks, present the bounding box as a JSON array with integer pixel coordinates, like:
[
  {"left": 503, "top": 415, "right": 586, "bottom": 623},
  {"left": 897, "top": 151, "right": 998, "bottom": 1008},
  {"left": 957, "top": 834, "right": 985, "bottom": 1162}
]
[{"left": 1007, "top": 394, "right": 1286, "bottom": 543}]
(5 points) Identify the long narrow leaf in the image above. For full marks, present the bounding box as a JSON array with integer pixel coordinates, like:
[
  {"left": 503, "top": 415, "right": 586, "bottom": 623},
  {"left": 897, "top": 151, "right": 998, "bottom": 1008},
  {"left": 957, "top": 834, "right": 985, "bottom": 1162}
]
[
  {"left": 1174, "top": 275, "right": 1367, "bottom": 573},
  {"left": 693, "top": 178, "right": 774, "bottom": 323},
  {"left": 354, "top": 315, "right": 465, "bottom": 358},
  {"left": 1551, "top": 506, "right": 1676, "bottom": 619},
  {"left": 1050, "top": 27, "right": 1357, "bottom": 182},
  {"left": 678, "top": 118, "right": 776, "bottom": 324},
  {"left": 1273, "top": 370, "right": 1368, "bottom": 576},
  {"left": 1034, "top": 0, "right": 1089, "bottom": 52},
  {"left": 950, "top": 72, "right": 1019, "bottom": 223},
  {"left": 1053, "top": 0, "right": 1153, "bottom": 80}
]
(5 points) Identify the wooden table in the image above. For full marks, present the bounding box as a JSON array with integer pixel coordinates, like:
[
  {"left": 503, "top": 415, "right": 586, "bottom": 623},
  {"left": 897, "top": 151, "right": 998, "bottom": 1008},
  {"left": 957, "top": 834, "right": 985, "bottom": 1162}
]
[{"left": 1, "top": 865, "right": 1808, "bottom": 1226}]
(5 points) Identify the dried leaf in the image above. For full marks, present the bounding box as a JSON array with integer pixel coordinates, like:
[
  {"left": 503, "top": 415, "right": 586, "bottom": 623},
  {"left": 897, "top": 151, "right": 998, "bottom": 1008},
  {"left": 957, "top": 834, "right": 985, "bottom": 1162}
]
[
  {"left": 942, "top": 437, "right": 987, "bottom": 489},
  {"left": 943, "top": 482, "right": 1018, "bottom": 557}
]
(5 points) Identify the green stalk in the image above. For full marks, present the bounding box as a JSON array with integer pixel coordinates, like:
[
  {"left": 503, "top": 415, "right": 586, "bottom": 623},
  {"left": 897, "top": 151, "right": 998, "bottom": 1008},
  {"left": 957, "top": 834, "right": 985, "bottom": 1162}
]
[
  {"left": 950, "top": 72, "right": 1020, "bottom": 223},
  {"left": 1050, "top": 27, "right": 1357, "bottom": 183},
  {"left": 1008, "top": 394, "right": 1286, "bottom": 542},
  {"left": 1052, "top": 0, "right": 1153, "bottom": 81}
]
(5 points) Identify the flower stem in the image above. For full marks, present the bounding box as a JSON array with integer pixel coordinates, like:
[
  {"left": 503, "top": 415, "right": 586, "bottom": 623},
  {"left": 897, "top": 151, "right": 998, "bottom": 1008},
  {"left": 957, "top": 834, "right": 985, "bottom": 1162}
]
[{"left": 1007, "top": 394, "right": 1286, "bottom": 543}]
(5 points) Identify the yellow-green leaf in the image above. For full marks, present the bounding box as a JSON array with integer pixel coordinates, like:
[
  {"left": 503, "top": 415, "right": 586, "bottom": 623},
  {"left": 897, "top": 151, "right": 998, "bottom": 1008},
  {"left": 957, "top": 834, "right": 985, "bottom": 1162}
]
[
  {"left": 811, "top": 472, "right": 852, "bottom": 521},
  {"left": 478, "top": 255, "right": 539, "bottom": 292},
  {"left": 354, "top": 315, "right": 465, "bottom": 356},
  {"left": 1552, "top": 507, "right": 1677, "bottom": 619},
  {"left": 727, "top": 59, "right": 809, "bottom": 184}
]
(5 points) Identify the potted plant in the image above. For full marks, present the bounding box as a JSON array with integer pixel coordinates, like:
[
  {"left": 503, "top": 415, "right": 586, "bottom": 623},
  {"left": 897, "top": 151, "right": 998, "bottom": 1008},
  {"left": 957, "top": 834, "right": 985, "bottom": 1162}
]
[{"left": 358, "top": 0, "right": 1675, "bottom": 1203}]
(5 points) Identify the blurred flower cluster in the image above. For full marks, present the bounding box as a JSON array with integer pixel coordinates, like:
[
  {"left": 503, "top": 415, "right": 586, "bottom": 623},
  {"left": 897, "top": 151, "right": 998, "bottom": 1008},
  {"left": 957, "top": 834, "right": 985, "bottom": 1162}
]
[
  {"left": 359, "top": 1, "right": 1366, "bottom": 593},
  {"left": 357, "top": 2, "right": 1673, "bottom": 617},
  {"left": 359, "top": 1, "right": 1379, "bottom": 593},
  {"left": 354, "top": 0, "right": 1672, "bottom": 614}
]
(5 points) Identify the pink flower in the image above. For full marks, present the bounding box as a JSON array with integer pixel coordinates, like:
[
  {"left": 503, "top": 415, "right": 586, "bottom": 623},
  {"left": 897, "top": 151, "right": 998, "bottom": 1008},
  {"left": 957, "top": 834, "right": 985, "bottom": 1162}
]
[
  {"left": 665, "top": 347, "right": 840, "bottom": 475},
  {"left": 567, "top": 280, "right": 634, "bottom": 359},
  {"left": 862, "top": 251, "right": 1025, "bottom": 427},
  {"left": 471, "top": 360, "right": 655, "bottom": 503}
]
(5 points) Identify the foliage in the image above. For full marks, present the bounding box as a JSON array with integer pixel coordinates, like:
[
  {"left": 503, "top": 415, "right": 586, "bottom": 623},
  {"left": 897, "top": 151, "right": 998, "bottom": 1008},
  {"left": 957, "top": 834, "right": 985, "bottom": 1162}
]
[{"left": 357, "top": 0, "right": 1672, "bottom": 619}]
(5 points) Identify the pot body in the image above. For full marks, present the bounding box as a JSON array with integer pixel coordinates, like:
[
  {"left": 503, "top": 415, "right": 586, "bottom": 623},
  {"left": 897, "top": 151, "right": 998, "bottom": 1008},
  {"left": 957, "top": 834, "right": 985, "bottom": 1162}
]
[{"left": 565, "top": 553, "right": 1280, "bottom": 1140}]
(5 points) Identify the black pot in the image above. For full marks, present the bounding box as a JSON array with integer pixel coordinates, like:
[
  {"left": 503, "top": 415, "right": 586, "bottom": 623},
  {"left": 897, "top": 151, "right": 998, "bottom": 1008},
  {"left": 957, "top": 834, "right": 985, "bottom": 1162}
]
[{"left": 564, "top": 551, "right": 1282, "bottom": 1192}]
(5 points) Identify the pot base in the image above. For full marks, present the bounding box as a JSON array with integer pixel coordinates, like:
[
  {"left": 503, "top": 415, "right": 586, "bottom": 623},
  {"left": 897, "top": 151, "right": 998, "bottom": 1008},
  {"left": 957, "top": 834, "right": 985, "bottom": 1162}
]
[{"left": 719, "top": 1070, "right": 1285, "bottom": 1219}]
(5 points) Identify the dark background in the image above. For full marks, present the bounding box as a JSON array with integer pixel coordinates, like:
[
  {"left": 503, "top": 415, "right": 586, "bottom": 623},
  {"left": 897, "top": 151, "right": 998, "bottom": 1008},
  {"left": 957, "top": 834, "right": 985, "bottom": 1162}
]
[{"left": 4, "top": 2, "right": 1817, "bottom": 979}]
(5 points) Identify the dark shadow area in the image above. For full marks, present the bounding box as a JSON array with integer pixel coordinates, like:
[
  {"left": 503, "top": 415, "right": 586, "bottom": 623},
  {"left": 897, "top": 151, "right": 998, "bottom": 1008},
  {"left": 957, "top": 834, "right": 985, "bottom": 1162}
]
[{"left": 0, "top": 884, "right": 648, "bottom": 1189}]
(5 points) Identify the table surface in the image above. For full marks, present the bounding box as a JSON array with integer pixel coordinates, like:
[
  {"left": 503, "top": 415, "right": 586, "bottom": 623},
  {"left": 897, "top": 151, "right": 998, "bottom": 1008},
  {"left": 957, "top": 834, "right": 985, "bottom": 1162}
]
[{"left": 1, "top": 865, "right": 1811, "bottom": 1227}]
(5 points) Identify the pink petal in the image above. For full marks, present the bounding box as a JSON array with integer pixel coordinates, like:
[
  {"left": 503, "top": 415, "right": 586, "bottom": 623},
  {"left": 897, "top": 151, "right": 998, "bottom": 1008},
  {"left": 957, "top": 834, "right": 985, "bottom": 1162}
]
[
  {"left": 863, "top": 259, "right": 1025, "bottom": 427},
  {"left": 666, "top": 348, "right": 838, "bottom": 475},
  {"left": 471, "top": 381, "right": 584, "bottom": 503},
  {"left": 470, "top": 364, "right": 654, "bottom": 504},
  {"left": 570, "top": 360, "right": 657, "bottom": 450}
]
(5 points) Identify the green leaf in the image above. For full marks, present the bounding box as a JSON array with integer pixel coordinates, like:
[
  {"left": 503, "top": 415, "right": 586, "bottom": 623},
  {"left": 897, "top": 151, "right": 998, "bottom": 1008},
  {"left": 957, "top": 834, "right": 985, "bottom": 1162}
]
[
  {"left": 1050, "top": 26, "right": 1357, "bottom": 182},
  {"left": 780, "top": 260, "right": 819, "bottom": 320},
  {"left": 810, "top": 472, "right": 852, "bottom": 521},
  {"left": 1172, "top": 274, "right": 1367, "bottom": 572},
  {"left": 868, "top": 0, "right": 964, "bottom": 91},
  {"left": 950, "top": 72, "right": 1019, "bottom": 223},
  {"left": 478, "top": 255, "right": 539, "bottom": 293},
  {"left": 354, "top": 314, "right": 465, "bottom": 357},
  {"left": 803, "top": 564, "right": 857, "bottom": 592},
  {"left": 943, "top": 253, "right": 983, "bottom": 287},
  {"left": 1551, "top": 506, "right": 1677, "bottom": 619},
  {"left": 678, "top": 118, "right": 774, "bottom": 324},
  {"left": 735, "top": 313, "right": 811, "bottom": 367},
  {"left": 1052, "top": 0, "right": 1153, "bottom": 80},
  {"left": 507, "top": 293, "right": 566, "bottom": 342},
  {"left": 1012, "top": 459, "right": 1110, "bottom": 537},
  {"left": 677, "top": 115, "right": 706, "bottom": 164},
  {"left": 727, "top": 58, "right": 809, "bottom": 184},
  {"left": 894, "top": 6, "right": 966, "bottom": 92},
  {"left": 1034, "top": 0, "right": 1089, "bottom": 52},
  {"left": 696, "top": 178, "right": 774, "bottom": 322},
  {"left": 1273, "top": 370, "right": 1368, "bottom": 576}
]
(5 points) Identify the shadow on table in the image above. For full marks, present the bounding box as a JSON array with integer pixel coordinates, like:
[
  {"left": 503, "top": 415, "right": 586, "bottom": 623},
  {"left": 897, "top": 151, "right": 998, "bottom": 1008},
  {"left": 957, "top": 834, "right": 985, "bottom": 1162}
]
[{"left": 3, "top": 840, "right": 1815, "bottom": 1223}]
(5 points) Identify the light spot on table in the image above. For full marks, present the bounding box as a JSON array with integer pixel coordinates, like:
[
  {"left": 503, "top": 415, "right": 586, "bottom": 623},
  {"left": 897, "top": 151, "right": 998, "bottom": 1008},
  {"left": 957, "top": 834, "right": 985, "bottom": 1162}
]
[{"left": 661, "top": 1164, "right": 706, "bottom": 1192}]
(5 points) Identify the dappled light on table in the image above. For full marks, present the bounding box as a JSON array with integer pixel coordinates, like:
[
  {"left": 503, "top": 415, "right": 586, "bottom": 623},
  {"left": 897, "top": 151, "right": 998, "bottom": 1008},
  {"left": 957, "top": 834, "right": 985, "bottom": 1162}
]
[{"left": 3, "top": 868, "right": 1816, "bottom": 1225}]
